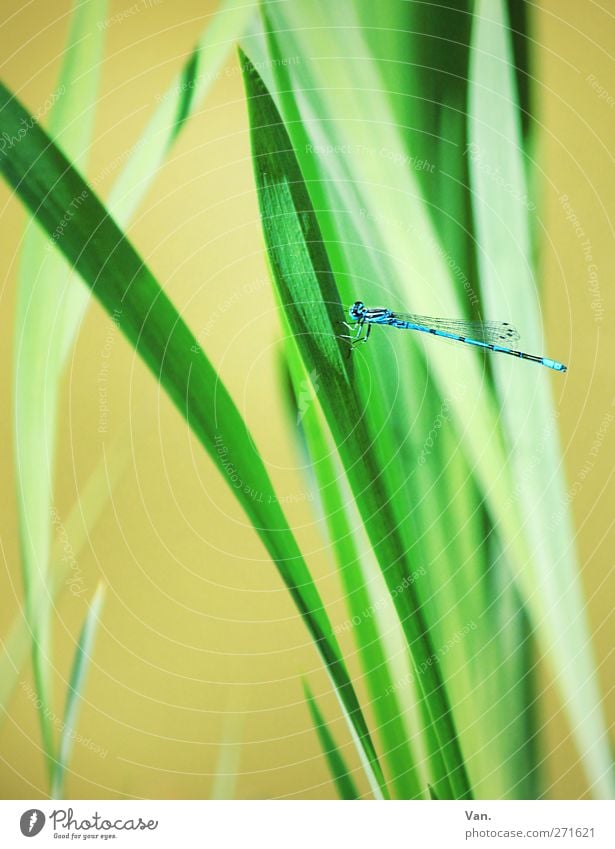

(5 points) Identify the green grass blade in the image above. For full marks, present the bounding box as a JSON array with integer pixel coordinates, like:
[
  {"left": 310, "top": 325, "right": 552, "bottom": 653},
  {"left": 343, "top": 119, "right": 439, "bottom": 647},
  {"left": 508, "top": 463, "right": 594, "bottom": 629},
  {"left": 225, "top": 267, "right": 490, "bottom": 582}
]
[
  {"left": 12, "top": 0, "right": 107, "bottom": 782},
  {"left": 304, "top": 682, "right": 360, "bottom": 800},
  {"left": 467, "top": 0, "right": 614, "bottom": 799},
  {"left": 50, "top": 582, "right": 105, "bottom": 799},
  {"left": 0, "top": 439, "right": 127, "bottom": 719},
  {"left": 282, "top": 341, "right": 422, "bottom": 799},
  {"left": 0, "top": 80, "right": 386, "bottom": 801},
  {"left": 242, "top": 53, "right": 472, "bottom": 801}
]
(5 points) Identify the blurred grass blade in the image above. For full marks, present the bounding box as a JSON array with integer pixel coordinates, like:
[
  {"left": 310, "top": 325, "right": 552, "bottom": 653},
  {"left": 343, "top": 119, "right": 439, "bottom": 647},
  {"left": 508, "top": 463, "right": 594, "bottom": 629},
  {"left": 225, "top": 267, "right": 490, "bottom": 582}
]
[
  {"left": 468, "top": 0, "right": 614, "bottom": 799},
  {"left": 13, "top": 0, "right": 107, "bottom": 781},
  {"left": 51, "top": 582, "right": 105, "bottom": 799},
  {"left": 0, "top": 80, "right": 386, "bottom": 800},
  {"left": 210, "top": 712, "right": 243, "bottom": 800},
  {"left": 0, "top": 439, "right": 127, "bottom": 718},
  {"left": 242, "top": 52, "right": 472, "bottom": 801},
  {"left": 59, "top": 0, "right": 257, "bottom": 370},
  {"left": 304, "top": 682, "right": 360, "bottom": 800},
  {"left": 105, "top": 0, "right": 255, "bottom": 222}
]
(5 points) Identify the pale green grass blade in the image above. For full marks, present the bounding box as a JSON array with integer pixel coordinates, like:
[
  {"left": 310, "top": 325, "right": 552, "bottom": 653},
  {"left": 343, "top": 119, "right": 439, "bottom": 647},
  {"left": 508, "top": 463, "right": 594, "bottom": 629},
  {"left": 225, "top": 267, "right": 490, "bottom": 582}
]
[
  {"left": 304, "top": 682, "right": 360, "bottom": 800},
  {"left": 59, "top": 0, "right": 257, "bottom": 369},
  {"left": 107, "top": 0, "right": 255, "bottom": 221},
  {"left": 0, "top": 439, "right": 127, "bottom": 718},
  {"left": 50, "top": 582, "right": 105, "bottom": 799},
  {"left": 242, "top": 54, "right": 472, "bottom": 800},
  {"left": 0, "top": 81, "right": 386, "bottom": 800},
  {"left": 467, "top": 0, "right": 614, "bottom": 799},
  {"left": 13, "top": 0, "right": 107, "bottom": 780}
]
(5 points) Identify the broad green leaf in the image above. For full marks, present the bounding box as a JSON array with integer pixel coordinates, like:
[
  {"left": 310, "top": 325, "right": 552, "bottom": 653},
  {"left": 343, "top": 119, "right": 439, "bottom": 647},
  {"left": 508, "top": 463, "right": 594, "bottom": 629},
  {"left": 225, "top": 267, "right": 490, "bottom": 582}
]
[
  {"left": 0, "top": 80, "right": 386, "bottom": 800},
  {"left": 304, "top": 682, "right": 360, "bottom": 800},
  {"left": 51, "top": 583, "right": 105, "bottom": 799},
  {"left": 468, "top": 0, "right": 614, "bottom": 799},
  {"left": 242, "top": 52, "right": 472, "bottom": 801}
]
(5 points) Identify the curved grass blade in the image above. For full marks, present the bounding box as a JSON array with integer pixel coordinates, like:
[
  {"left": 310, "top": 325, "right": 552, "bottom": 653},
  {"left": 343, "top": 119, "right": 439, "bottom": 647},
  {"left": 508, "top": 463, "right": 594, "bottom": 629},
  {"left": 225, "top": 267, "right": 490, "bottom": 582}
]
[
  {"left": 241, "top": 52, "right": 472, "bottom": 801},
  {"left": 13, "top": 0, "right": 107, "bottom": 782},
  {"left": 0, "top": 81, "right": 386, "bottom": 800},
  {"left": 50, "top": 583, "right": 105, "bottom": 799},
  {"left": 304, "top": 682, "right": 360, "bottom": 800}
]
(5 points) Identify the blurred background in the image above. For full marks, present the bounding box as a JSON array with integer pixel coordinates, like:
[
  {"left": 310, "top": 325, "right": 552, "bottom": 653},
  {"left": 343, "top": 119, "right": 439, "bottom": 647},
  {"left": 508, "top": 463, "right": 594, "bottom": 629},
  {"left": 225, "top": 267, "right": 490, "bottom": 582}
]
[{"left": 0, "top": 0, "right": 613, "bottom": 799}]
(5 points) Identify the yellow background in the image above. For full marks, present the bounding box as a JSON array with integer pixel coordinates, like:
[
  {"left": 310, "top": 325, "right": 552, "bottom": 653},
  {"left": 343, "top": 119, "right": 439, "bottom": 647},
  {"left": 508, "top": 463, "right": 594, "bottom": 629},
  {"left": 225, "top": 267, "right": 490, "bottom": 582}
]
[{"left": 0, "top": 0, "right": 613, "bottom": 799}]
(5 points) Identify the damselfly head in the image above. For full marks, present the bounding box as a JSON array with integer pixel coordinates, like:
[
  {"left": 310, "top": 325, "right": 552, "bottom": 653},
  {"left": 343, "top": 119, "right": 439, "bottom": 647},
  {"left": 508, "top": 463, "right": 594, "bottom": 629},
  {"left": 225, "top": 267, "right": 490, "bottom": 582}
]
[{"left": 349, "top": 301, "right": 364, "bottom": 319}]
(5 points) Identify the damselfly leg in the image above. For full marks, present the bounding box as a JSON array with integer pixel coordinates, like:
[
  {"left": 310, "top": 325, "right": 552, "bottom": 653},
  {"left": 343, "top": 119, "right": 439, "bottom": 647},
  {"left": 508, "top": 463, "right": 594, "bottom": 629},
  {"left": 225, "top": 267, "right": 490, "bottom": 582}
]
[{"left": 338, "top": 319, "right": 371, "bottom": 348}]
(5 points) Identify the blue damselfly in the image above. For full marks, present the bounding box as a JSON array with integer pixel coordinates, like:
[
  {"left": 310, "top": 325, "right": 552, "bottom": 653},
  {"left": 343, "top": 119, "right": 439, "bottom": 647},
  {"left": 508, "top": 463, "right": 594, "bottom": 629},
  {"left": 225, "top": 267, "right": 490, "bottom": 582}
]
[{"left": 341, "top": 301, "right": 567, "bottom": 372}]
